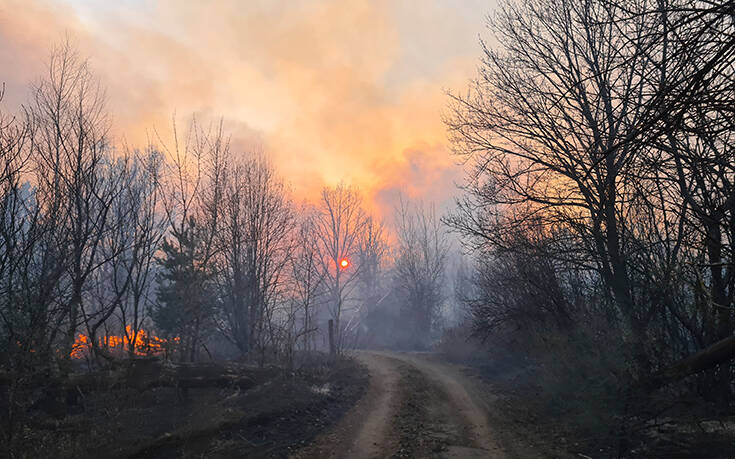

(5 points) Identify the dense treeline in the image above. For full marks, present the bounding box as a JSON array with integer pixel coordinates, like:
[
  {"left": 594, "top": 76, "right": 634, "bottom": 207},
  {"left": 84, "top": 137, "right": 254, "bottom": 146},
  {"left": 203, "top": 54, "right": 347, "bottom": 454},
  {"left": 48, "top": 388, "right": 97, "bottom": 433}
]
[{"left": 445, "top": 0, "right": 735, "bottom": 452}]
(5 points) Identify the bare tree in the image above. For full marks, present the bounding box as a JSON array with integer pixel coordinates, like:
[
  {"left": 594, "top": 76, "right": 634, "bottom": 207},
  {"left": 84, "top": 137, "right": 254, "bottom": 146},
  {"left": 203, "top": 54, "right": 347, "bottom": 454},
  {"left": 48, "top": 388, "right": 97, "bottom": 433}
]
[
  {"left": 353, "top": 215, "right": 388, "bottom": 344},
  {"left": 280, "top": 211, "right": 326, "bottom": 367},
  {"left": 27, "top": 41, "right": 120, "bottom": 371},
  {"left": 79, "top": 157, "right": 135, "bottom": 364},
  {"left": 314, "top": 183, "right": 367, "bottom": 352},
  {"left": 447, "top": 0, "right": 735, "bottom": 433},
  {"left": 117, "top": 148, "right": 165, "bottom": 357},
  {"left": 77, "top": 149, "right": 165, "bottom": 361},
  {"left": 445, "top": 0, "right": 670, "bottom": 368},
  {"left": 607, "top": 0, "right": 735, "bottom": 395},
  {"left": 290, "top": 207, "right": 326, "bottom": 353},
  {"left": 212, "top": 153, "right": 294, "bottom": 362},
  {"left": 0, "top": 86, "right": 54, "bottom": 454},
  {"left": 0, "top": 87, "right": 66, "bottom": 365},
  {"left": 393, "top": 198, "right": 449, "bottom": 349},
  {"left": 357, "top": 216, "right": 388, "bottom": 309}
]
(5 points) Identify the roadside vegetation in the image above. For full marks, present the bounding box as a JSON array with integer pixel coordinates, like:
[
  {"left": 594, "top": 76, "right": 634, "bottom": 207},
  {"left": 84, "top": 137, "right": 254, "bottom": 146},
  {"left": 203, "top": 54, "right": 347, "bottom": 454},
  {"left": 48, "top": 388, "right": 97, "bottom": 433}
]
[{"left": 442, "top": 0, "right": 735, "bottom": 456}]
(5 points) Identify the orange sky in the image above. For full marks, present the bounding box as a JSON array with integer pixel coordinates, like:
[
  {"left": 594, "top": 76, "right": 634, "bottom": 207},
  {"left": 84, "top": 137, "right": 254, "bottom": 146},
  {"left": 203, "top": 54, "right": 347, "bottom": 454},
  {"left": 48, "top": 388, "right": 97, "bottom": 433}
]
[{"left": 0, "top": 0, "right": 496, "bottom": 215}]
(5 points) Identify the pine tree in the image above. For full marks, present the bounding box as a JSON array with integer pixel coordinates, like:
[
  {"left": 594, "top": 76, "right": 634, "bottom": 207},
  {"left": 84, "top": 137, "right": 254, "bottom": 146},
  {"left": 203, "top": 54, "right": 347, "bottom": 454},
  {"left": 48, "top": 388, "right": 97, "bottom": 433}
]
[{"left": 153, "top": 217, "right": 213, "bottom": 362}]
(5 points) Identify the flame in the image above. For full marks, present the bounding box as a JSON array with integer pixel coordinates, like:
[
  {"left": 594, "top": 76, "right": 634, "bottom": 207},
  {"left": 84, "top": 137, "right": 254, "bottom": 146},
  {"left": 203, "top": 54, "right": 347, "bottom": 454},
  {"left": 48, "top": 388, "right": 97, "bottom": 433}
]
[{"left": 71, "top": 325, "right": 179, "bottom": 359}]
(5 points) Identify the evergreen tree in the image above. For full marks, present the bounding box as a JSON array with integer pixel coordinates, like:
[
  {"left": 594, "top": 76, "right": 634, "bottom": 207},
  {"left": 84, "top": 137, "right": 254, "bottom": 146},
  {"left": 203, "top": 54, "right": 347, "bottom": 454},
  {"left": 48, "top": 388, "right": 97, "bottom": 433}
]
[{"left": 153, "top": 217, "right": 213, "bottom": 361}]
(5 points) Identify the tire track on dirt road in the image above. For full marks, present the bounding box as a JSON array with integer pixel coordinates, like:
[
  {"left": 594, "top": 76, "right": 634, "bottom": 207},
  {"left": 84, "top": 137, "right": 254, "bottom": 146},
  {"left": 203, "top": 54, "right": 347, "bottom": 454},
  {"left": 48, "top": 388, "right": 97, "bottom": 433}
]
[{"left": 294, "top": 351, "right": 506, "bottom": 458}]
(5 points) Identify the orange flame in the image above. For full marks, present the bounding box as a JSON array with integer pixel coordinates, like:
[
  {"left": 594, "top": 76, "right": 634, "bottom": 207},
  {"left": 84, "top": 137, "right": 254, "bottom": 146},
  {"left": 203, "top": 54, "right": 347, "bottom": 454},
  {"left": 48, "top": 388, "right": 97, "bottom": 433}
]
[{"left": 71, "top": 325, "right": 179, "bottom": 359}]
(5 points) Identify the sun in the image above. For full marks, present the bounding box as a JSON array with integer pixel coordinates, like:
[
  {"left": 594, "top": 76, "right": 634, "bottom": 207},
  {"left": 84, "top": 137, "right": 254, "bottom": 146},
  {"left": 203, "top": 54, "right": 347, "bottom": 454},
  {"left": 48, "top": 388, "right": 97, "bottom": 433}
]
[{"left": 339, "top": 258, "right": 350, "bottom": 269}]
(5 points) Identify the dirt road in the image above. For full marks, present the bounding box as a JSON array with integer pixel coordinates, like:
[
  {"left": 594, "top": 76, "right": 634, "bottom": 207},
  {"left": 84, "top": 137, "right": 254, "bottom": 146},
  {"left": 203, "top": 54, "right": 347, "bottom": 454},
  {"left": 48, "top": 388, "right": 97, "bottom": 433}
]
[{"left": 296, "top": 351, "right": 507, "bottom": 458}]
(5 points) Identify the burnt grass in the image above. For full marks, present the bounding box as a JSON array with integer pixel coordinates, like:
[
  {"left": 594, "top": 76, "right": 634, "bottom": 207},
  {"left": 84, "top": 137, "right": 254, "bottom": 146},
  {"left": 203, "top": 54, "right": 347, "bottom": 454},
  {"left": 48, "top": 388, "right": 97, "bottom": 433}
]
[
  {"left": 441, "top": 356, "right": 735, "bottom": 459},
  {"left": 6, "top": 356, "right": 369, "bottom": 458}
]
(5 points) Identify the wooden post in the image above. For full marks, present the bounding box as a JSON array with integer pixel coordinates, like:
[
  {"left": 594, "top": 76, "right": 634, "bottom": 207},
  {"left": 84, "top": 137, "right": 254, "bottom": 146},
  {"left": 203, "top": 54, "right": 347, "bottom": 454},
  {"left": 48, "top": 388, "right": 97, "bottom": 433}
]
[{"left": 328, "top": 319, "right": 335, "bottom": 356}]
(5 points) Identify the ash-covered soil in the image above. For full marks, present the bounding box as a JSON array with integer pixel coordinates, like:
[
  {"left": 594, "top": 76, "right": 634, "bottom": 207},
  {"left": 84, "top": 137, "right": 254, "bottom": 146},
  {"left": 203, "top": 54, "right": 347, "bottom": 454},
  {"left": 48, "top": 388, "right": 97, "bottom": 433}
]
[{"left": 7, "top": 356, "right": 368, "bottom": 459}]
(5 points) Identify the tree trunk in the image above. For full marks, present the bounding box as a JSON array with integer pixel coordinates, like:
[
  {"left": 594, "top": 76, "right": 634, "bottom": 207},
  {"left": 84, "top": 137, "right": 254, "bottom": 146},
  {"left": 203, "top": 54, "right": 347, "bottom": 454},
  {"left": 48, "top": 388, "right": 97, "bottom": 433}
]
[{"left": 328, "top": 319, "right": 335, "bottom": 356}]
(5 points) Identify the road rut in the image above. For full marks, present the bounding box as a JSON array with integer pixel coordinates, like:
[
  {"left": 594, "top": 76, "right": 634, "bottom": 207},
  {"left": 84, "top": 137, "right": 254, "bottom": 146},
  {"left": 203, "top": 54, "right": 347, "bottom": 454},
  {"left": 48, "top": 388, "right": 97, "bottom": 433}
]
[{"left": 295, "top": 351, "right": 506, "bottom": 458}]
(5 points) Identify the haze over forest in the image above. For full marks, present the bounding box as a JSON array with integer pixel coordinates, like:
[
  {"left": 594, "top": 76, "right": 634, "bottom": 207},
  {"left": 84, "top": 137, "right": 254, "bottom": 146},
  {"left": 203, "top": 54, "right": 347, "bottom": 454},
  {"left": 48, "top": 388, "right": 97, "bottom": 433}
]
[{"left": 0, "top": 0, "right": 493, "bottom": 214}]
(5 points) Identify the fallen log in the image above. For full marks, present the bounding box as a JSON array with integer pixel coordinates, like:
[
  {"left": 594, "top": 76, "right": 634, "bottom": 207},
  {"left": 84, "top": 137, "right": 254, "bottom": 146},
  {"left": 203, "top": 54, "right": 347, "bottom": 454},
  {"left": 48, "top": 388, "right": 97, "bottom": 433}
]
[{"left": 642, "top": 333, "right": 735, "bottom": 393}]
